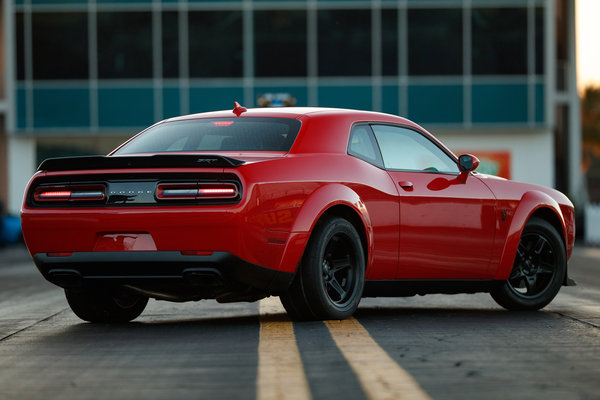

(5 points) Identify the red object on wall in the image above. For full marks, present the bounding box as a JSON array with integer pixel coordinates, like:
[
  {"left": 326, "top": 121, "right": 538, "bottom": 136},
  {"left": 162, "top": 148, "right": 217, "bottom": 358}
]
[{"left": 455, "top": 150, "right": 511, "bottom": 179}]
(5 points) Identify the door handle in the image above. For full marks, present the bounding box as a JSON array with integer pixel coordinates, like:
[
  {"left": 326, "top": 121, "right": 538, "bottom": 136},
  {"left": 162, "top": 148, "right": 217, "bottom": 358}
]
[{"left": 398, "top": 181, "right": 413, "bottom": 191}]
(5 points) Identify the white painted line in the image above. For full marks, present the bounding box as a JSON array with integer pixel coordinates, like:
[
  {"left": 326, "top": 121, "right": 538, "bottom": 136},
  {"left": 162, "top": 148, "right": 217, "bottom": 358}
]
[
  {"left": 256, "top": 297, "right": 311, "bottom": 400},
  {"left": 325, "top": 317, "right": 432, "bottom": 400}
]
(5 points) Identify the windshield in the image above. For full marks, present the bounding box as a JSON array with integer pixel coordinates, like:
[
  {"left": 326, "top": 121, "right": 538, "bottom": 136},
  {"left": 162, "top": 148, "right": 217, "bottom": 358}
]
[{"left": 114, "top": 117, "right": 302, "bottom": 155}]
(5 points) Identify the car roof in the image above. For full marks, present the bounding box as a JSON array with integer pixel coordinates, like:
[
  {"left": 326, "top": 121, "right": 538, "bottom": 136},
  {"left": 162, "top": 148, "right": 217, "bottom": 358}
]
[
  {"left": 132, "top": 106, "right": 446, "bottom": 157},
  {"left": 164, "top": 107, "right": 415, "bottom": 126},
  {"left": 160, "top": 107, "right": 428, "bottom": 155}
]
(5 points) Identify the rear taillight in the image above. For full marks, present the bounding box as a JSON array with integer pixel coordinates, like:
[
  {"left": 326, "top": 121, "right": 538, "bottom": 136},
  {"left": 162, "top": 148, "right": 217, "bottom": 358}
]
[
  {"left": 156, "top": 183, "right": 238, "bottom": 200},
  {"left": 34, "top": 185, "right": 106, "bottom": 202}
]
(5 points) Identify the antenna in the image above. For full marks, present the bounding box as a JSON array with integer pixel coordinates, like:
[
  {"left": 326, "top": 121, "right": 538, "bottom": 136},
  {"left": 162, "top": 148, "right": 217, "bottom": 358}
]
[{"left": 233, "top": 101, "right": 247, "bottom": 116}]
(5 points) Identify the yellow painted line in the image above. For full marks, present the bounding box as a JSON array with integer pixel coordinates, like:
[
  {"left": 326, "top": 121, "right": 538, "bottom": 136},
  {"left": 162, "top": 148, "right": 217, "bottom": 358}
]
[
  {"left": 256, "top": 296, "right": 311, "bottom": 400},
  {"left": 325, "top": 317, "right": 432, "bottom": 400}
]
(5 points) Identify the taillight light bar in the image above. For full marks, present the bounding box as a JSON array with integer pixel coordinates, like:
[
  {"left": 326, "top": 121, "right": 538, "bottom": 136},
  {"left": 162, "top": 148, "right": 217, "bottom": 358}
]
[
  {"left": 156, "top": 183, "right": 238, "bottom": 200},
  {"left": 34, "top": 185, "right": 106, "bottom": 202}
]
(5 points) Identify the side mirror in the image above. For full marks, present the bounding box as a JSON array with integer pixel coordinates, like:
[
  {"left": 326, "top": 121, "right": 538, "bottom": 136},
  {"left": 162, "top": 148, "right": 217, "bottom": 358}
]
[{"left": 457, "top": 154, "right": 480, "bottom": 183}]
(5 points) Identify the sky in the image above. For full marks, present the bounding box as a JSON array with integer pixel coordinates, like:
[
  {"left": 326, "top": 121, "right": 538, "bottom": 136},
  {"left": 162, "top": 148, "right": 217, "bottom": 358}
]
[{"left": 577, "top": 0, "right": 600, "bottom": 91}]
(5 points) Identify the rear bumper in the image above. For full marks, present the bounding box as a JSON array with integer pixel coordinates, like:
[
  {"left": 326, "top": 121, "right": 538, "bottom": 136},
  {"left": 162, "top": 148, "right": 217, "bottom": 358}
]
[{"left": 33, "top": 251, "right": 294, "bottom": 301}]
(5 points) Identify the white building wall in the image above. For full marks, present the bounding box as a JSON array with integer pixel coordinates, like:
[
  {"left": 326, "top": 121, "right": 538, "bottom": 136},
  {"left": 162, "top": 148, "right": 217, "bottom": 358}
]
[
  {"left": 7, "top": 136, "right": 35, "bottom": 214},
  {"left": 436, "top": 129, "right": 554, "bottom": 188}
]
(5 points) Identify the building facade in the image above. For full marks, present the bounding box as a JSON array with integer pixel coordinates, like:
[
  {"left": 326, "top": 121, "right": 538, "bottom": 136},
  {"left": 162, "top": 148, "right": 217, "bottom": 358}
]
[{"left": 1, "top": 0, "right": 582, "bottom": 215}]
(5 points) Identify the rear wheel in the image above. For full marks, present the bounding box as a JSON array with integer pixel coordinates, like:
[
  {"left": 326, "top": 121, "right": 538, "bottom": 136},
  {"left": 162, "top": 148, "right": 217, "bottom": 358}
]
[
  {"left": 280, "top": 217, "right": 365, "bottom": 320},
  {"left": 65, "top": 286, "right": 149, "bottom": 323},
  {"left": 491, "top": 217, "right": 566, "bottom": 311}
]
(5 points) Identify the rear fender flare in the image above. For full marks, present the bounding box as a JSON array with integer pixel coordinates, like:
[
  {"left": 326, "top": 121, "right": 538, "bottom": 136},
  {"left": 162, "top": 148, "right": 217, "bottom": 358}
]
[
  {"left": 495, "top": 190, "right": 566, "bottom": 280},
  {"left": 278, "top": 184, "right": 373, "bottom": 274}
]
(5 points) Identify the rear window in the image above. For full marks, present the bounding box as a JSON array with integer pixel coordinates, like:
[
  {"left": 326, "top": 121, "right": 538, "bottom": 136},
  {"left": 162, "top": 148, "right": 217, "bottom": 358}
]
[{"left": 114, "top": 117, "right": 302, "bottom": 154}]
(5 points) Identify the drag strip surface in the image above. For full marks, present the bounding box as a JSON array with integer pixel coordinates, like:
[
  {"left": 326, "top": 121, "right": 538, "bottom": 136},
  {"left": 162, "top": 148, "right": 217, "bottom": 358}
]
[{"left": 1, "top": 245, "right": 599, "bottom": 400}]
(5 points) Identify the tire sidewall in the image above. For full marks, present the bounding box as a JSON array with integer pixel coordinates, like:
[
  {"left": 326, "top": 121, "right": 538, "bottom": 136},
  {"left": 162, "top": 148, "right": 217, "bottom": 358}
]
[
  {"left": 493, "top": 218, "right": 566, "bottom": 310},
  {"left": 301, "top": 218, "right": 365, "bottom": 319}
]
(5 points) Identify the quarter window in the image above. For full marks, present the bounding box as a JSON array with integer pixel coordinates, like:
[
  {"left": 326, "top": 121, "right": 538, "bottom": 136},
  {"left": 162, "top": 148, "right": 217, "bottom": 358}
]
[
  {"left": 348, "top": 125, "right": 383, "bottom": 168},
  {"left": 371, "top": 125, "right": 459, "bottom": 173}
]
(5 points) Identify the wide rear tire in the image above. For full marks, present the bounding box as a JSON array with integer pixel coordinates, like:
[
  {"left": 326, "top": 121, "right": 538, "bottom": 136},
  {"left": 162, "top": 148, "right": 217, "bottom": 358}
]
[
  {"left": 280, "top": 217, "right": 365, "bottom": 320},
  {"left": 65, "top": 286, "right": 149, "bottom": 323},
  {"left": 491, "top": 217, "right": 566, "bottom": 311}
]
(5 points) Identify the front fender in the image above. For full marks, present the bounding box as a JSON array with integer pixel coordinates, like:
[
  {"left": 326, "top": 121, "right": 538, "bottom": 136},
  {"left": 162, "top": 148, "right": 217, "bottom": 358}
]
[
  {"left": 495, "top": 190, "right": 566, "bottom": 280},
  {"left": 277, "top": 183, "right": 373, "bottom": 273}
]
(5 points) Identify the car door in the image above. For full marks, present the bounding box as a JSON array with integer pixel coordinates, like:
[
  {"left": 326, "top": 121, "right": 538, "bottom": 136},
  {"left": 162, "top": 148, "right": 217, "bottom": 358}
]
[{"left": 370, "top": 124, "right": 497, "bottom": 280}]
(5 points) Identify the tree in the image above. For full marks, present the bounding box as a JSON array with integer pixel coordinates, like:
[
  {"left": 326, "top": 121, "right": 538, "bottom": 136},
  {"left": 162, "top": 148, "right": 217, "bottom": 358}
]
[{"left": 582, "top": 86, "right": 600, "bottom": 201}]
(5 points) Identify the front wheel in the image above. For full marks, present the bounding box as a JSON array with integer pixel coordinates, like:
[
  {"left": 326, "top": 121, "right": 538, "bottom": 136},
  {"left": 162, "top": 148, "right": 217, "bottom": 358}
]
[
  {"left": 490, "top": 217, "right": 566, "bottom": 311},
  {"left": 280, "top": 217, "right": 365, "bottom": 320},
  {"left": 65, "top": 286, "right": 149, "bottom": 323}
]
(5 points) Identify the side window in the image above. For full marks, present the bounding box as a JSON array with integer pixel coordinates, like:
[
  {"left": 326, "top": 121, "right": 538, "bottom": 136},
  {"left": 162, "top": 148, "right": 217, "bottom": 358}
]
[
  {"left": 348, "top": 125, "right": 384, "bottom": 168},
  {"left": 371, "top": 125, "right": 459, "bottom": 173}
]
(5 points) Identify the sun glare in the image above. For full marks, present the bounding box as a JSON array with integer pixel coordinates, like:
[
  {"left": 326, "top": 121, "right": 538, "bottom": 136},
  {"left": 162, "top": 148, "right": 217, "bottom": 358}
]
[{"left": 577, "top": 0, "right": 600, "bottom": 91}]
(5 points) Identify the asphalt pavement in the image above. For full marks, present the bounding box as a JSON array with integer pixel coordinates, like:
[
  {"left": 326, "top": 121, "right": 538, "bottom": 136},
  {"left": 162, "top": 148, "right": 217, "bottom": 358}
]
[{"left": 1, "top": 244, "right": 599, "bottom": 400}]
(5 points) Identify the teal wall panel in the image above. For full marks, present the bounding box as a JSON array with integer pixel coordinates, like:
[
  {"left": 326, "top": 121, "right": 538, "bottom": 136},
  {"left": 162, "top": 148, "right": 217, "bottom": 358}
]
[
  {"left": 33, "top": 88, "right": 90, "bottom": 128},
  {"left": 318, "top": 86, "right": 372, "bottom": 110},
  {"left": 382, "top": 85, "right": 400, "bottom": 116},
  {"left": 408, "top": 84, "right": 462, "bottom": 124},
  {"left": 16, "top": 87, "right": 27, "bottom": 130},
  {"left": 98, "top": 87, "right": 154, "bottom": 128},
  {"left": 472, "top": 83, "right": 528, "bottom": 124},
  {"left": 407, "top": 0, "right": 461, "bottom": 3},
  {"left": 163, "top": 87, "right": 181, "bottom": 119},
  {"left": 189, "top": 87, "right": 244, "bottom": 113},
  {"left": 535, "top": 83, "right": 545, "bottom": 124},
  {"left": 31, "top": 0, "right": 87, "bottom": 4},
  {"left": 97, "top": 0, "right": 151, "bottom": 3}
]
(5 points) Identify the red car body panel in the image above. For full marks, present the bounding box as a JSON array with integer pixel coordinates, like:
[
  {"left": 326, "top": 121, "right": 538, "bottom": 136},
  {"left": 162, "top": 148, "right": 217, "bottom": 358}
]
[
  {"left": 388, "top": 170, "right": 497, "bottom": 280},
  {"left": 21, "top": 107, "right": 575, "bottom": 301}
]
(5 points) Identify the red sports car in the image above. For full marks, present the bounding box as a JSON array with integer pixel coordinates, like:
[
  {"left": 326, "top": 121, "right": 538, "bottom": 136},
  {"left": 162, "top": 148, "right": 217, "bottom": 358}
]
[{"left": 21, "top": 104, "right": 576, "bottom": 322}]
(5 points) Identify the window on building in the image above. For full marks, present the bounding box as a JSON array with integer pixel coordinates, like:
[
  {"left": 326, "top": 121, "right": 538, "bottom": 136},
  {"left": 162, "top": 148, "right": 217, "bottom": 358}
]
[
  {"left": 408, "top": 9, "right": 462, "bottom": 76},
  {"left": 318, "top": 9, "right": 371, "bottom": 77},
  {"left": 382, "top": 9, "right": 398, "bottom": 76},
  {"left": 535, "top": 7, "right": 544, "bottom": 75},
  {"left": 16, "top": 13, "right": 24, "bottom": 81},
  {"left": 556, "top": 0, "right": 568, "bottom": 90},
  {"left": 189, "top": 11, "right": 243, "bottom": 78},
  {"left": 98, "top": 12, "right": 153, "bottom": 79},
  {"left": 32, "top": 13, "right": 88, "bottom": 80},
  {"left": 254, "top": 10, "right": 307, "bottom": 77},
  {"left": 371, "top": 124, "right": 458, "bottom": 173},
  {"left": 162, "top": 12, "right": 179, "bottom": 78},
  {"left": 472, "top": 8, "right": 527, "bottom": 75}
]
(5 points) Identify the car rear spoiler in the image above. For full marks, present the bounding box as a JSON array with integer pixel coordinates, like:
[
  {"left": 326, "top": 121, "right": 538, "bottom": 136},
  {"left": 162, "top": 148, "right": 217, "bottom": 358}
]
[{"left": 37, "top": 155, "right": 245, "bottom": 172}]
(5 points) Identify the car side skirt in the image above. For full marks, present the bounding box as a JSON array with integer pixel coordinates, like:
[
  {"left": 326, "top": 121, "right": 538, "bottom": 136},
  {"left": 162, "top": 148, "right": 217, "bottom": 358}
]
[{"left": 363, "top": 280, "right": 499, "bottom": 297}]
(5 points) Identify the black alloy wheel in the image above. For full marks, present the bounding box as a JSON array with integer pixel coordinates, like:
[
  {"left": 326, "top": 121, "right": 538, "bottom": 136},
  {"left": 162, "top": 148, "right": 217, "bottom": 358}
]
[
  {"left": 280, "top": 217, "right": 365, "bottom": 320},
  {"left": 321, "top": 234, "right": 359, "bottom": 308},
  {"left": 491, "top": 217, "right": 566, "bottom": 311}
]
